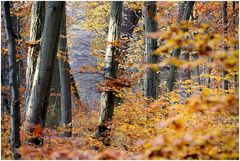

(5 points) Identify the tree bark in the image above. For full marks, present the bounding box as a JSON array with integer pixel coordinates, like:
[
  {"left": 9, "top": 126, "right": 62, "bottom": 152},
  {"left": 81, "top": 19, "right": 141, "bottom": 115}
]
[
  {"left": 3, "top": 1, "right": 21, "bottom": 159},
  {"left": 58, "top": 4, "right": 72, "bottom": 137},
  {"left": 166, "top": 1, "right": 195, "bottom": 92},
  {"left": 25, "top": 1, "right": 64, "bottom": 135},
  {"left": 24, "top": 1, "right": 45, "bottom": 116},
  {"left": 70, "top": 74, "right": 82, "bottom": 107},
  {"left": 207, "top": 57, "right": 213, "bottom": 88},
  {"left": 143, "top": 1, "right": 158, "bottom": 99},
  {"left": 178, "top": 2, "right": 192, "bottom": 99},
  {"left": 221, "top": 2, "right": 229, "bottom": 91},
  {"left": 232, "top": 1, "right": 238, "bottom": 92},
  {"left": 192, "top": 54, "right": 201, "bottom": 88},
  {"left": 1, "top": 14, "right": 10, "bottom": 115},
  {"left": 96, "top": 1, "right": 123, "bottom": 139}
]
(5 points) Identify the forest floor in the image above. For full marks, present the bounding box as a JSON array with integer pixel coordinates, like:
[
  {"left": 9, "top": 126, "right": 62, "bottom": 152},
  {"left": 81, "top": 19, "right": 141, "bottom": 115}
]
[{"left": 1, "top": 89, "right": 239, "bottom": 160}]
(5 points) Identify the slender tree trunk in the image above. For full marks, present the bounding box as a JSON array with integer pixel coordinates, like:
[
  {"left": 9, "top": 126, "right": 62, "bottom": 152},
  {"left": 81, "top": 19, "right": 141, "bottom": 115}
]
[
  {"left": 178, "top": 1, "right": 192, "bottom": 99},
  {"left": 58, "top": 4, "right": 72, "bottom": 137},
  {"left": 1, "top": 16, "right": 10, "bottom": 115},
  {"left": 25, "top": 2, "right": 64, "bottom": 139},
  {"left": 70, "top": 74, "right": 82, "bottom": 107},
  {"left": 192, "top": 54, "right": 201, "bottom": 88},
  {"left": 179, "top": 52, "right": 191, "bottom": 99},
  {"left": 96, "top": 1, "right": 123, "bottom": 140},
  {"left": 24, "top": 1, "right": 45, "bottom": 116},
  {"left": 221, "top": 2, "right": 229, "bottom": 91},
  {"left": 51, "top": 57, "right": 60, "bottom": 100},
  {"left": 207, "top": 57, "right": 213, "bottom": 88},
  {"left": 166, "top": 1, "right": 195, "bottom": 92},
  {"left": 232, "top": 1, "right": 238, "bottom": 92},
  {"left": 143, "top": 1, "right": 158, "bottom": 99},
  {"left": 3, "top": 1, "right": 21, "bottom": 159}
]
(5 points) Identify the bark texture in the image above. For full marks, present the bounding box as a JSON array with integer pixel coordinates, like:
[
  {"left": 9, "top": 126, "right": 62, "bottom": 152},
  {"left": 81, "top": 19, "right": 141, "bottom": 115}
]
[
  {"left": 167, "top": 1, "right": 195, "bottom": 92},
  {"left": 1, "top": 17, "right": 10, "bottom": 115},
  {"left": 143, "top": 1, "right": 158, "bottom": 99},
  {"left": 25, "top": 2, "right": 64, "bottom": 132},
  {"left": 58, "top": 4, "right": 72, "bottom": 137},
  {"left": 25, "top": 1, "right": 45, "bottom": 115},
  {"left": 96, "top": 1, "right": 123, "bottom": 139},
  {"left": 232, "top": 1, "right": 238, "bottom": 92},
  {"left": 70, "top": 74, "right": 81, "bottom": 107},
  {"left": 3, "top": 1, "right": 21, "bottom": 159},
  {"left": 221, "top": 2, "right": 229, "bottom": 91}
]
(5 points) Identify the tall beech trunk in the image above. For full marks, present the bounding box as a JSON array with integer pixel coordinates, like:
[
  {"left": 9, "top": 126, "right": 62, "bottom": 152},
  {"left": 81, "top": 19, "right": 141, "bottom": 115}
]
[
  {"left": 3, "top": 1, "right": 21, "bottom": 159},
  {"left": 1, "top": 16, "right": 10, "bottom": 115},
  {"left": 96, "top": 1, "right": 123, "bottom": 139},
  {"left": 221, "top": 2, "right": 229, "bottom": 91},
  {"left": 178, "top": 2, "right": 192, "bottom": 99},
  {"left": 25, "top": 2, "right": 64, "bottom": 135},
  {"left": 143, "top": 1, "right": 158, "bottom": 99},
  {"left": 47, "top": 55, "right": 61, "bottom": 127},
  {"left": 167, "top": 1, "right": 195, "bottom": 92},
  {"left": 232, "top": 1, "right": 238, "bottom": 92},
  {"left": 58, "top": 4, "right": 72, "bottom": 137},
  {"left": 25, "top": 1, "right": 45, "bottom": 116}
]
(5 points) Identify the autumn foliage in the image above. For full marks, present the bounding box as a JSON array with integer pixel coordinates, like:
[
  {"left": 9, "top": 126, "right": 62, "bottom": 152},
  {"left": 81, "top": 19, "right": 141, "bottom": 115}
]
[{"left": 1, "top": 1, "right": 239, "bottom": 160}]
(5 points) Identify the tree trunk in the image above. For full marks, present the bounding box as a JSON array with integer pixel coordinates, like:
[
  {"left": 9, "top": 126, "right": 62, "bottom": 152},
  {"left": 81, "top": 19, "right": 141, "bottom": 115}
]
[
  {"left": 3, "top": 1, "right": 21, "bottom": 159},
  {"left": 179, "top": 52, "right": 191, "bottom": 99},
  {"left": 207, "top": 58, "right": 213, "bottom": 88},
  {"left": 232, "top": 1, "right": 238, "bottom": 92},
  {"left": 221, "top": 2, "right": 229, "bottom": 91},
  {"left": 178, "top": 2, "right": 192, "bottom": 99},
  {"left": 143, "top": 1, "right": 158, "bottom": 99},
  {"left": 25, "top": 1, "right": 64, "bottom": 138},
  {"left": 1, "top": 14, "right": 10, "bottom": 115},
  {"left": 70, "top": 74, "right": 82, "bottom": 107},
  {"left": 47, "top": 55, "right": 61, "bottom": 127},
  {"left": 58, "top": 4, "right": 72, "bottom": 137},
  {"left": 24, "top": 1, "right": 45, "bottom": 116},
  {"left": 192, "top": 54, "right": 201, "bottom": 89},
  {"left": 166, "top": 1, "right": 195, "bottom": 92},
  {"left": 96, "top": 1, "right": 123, "bottom": 140}
]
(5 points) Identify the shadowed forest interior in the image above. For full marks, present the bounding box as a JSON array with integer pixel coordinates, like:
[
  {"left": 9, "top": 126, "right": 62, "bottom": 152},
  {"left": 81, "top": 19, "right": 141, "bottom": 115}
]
[{"left": 1, "top": 1, "right": 239, "bottom": 160}]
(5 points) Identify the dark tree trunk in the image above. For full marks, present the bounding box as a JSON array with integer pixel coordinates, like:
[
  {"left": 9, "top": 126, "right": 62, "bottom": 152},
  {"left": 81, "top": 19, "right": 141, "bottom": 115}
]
[
  {"left": 143, "top": 1, "right": 158, "bottom": 99},
  {"left": 221, "top": 2, "right": 229, "bottom": 91},
  {"left": 3, "top": 1, "right": 21, "bottom": 159},
  {"left": 232, "top": 1, "right": 238, "bottom": 92},
  {"left": 167, "top": 1, "right": 195, "bottom": 92},
  {"left": 58, "top": 4, "right": 72, "bottom": 137}
]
